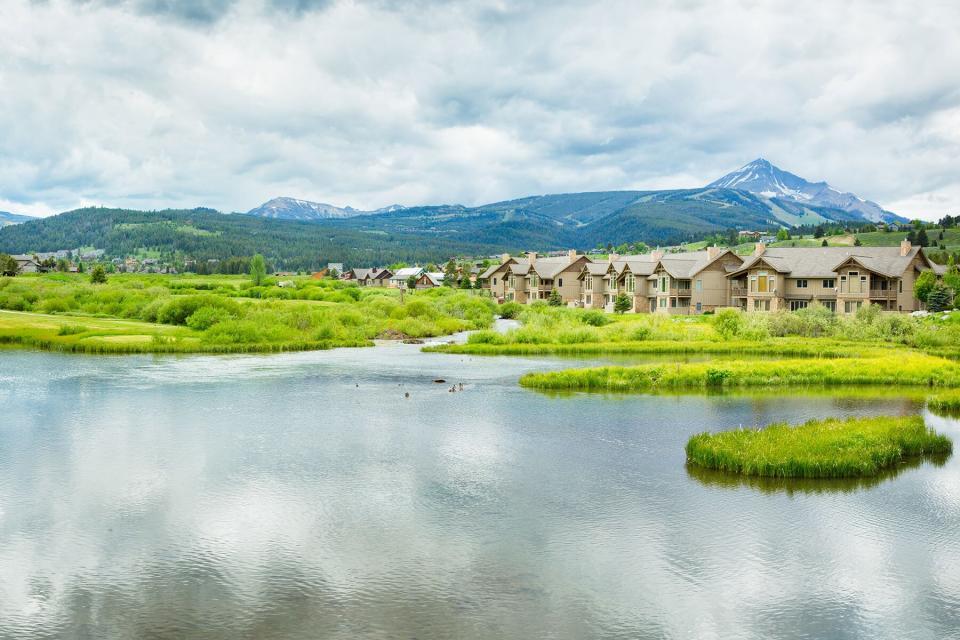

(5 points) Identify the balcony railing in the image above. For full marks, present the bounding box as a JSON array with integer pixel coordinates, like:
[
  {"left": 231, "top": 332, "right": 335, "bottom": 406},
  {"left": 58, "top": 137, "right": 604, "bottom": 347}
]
[
  {"left": 869, "top": 288, "right": 897, "bottom": 300},
  {"left": 730, "top": 285, "right": 748, "bottom": 297}
]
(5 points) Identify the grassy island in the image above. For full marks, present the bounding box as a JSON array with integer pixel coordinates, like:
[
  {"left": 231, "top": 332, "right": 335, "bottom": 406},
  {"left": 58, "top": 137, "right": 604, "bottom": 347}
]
[
  {"left": 685, "top": 416, "right": 952, "bottom": 478},
  {"left": 0, "top": 273, "right": 495, "bottom": 354},
  {"left": 518, "top": 353, "right": 960, "bottom": 392}
]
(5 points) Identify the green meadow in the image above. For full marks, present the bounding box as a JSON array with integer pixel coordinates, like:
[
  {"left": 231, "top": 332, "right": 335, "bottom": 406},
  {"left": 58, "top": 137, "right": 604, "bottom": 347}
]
[
  {"left": 0, "top": 273, "right": 495, "bottom": 354},
  {"left": 685, "top": 416, "right": 952, "bottom": 478}
]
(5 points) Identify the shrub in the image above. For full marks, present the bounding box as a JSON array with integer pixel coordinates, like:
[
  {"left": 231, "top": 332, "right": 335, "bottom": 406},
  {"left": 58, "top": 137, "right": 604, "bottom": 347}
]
[
  {"left": 581, "top": 310, "right": 611, "bottom": 327},
  {"left": 713, "top": 308, "right": 743, "bottom": 339},
  {"left": 186, "top": 306, "right": 233, "bottom": 330},
  {"left": 498, "top": 301, "right": 523, "bottom": 319},
  {"left": 157, "top": 295, "right": 241, "bottom": 326}
]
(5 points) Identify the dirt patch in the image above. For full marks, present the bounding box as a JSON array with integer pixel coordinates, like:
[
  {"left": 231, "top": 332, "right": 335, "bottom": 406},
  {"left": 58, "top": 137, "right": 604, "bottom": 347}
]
[{"left": 376, "top": 329, "right": 415, "bottom": 341}]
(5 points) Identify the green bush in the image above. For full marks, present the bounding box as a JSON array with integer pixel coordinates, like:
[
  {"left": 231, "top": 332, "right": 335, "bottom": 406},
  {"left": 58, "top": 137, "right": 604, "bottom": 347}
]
[
  {"left": 713, "top": 308, "right": 743, "bottom": 339},
  {"left": 498, "top": 301, "right": 523, "bottom": 319},
  {"left": 186, "top": 306, "right": 233, "bottom": 330},
  {"left": 581, "top": 310, "right": 611, "bottom": 327}
]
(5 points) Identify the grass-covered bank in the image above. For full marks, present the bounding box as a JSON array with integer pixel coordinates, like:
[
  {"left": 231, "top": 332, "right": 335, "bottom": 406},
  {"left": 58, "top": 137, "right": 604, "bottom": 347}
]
[
  {"left": 0, "top": 274, "right": 496, "bottom": 354},
  {"left": 426, "top": 304, "right": 960, "bottom": 358},
  {"left": 518, "top": 353, "right": 960, "bottom": 392},
  {"left": 928, "top": 391, "right": 960, "bottom": 415},
  {"left": 685, "top": 416, "right": 952, "bottom": 478}
]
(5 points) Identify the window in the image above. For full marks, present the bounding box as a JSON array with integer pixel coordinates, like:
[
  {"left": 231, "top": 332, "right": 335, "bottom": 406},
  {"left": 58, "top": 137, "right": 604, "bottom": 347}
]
[
  {"left": 660, "top": 298, "right": 667, "bottom": 308},
  {"left": 696, "top": 302, "right": 702, "bottom": 312},
  {"left": 660, "top": 276, "right": 668, "bottom": 291},
  {"left": 757, "top": 271, "right": 769, "bottom": 293},
  {"left": 585, "top": 277, "right": 592, "bottom": 291},
  {"left": 558, "top": 278, "right": 563, "bottom": 287},
  {"left": 789, "top": 300, "right": 808, "bottom": 311},
  {"left": 899, "top": 280, "right": 903, "bottom": 293},
  {"left": 845, "top": 301, "right": 863, "bottom": 313},
  {"left": 586, "top": 294, "right": 592, "bottom": 305},
  {"left": 753, "top": 299, "right": 770, "bottom": 311},
  {"left": 530, "top": 274, "right": 539, "bottom": 289},
  {"left": 822, "top": 279, "right": 835, "bottom": 289},
  {"left": 492, "top": 277, "right": 497, "bottom": 286},
  {"left": 822, "top": 300, "right": 836, "bottom": 313},
  {"left": 796, "top": 279, "right": 808, "bottom": 289},
  {"left": 626, "top": 274, "right": 635, "bottom": 293},
  {"left": 509, "top": 276, "right": 515, "bottom": 289},
  {"left": 695, "top": 279, "right": 702, "bottom": 292},
  {"left": 671, "top": 297, "right": 677, "bottom": 308}
]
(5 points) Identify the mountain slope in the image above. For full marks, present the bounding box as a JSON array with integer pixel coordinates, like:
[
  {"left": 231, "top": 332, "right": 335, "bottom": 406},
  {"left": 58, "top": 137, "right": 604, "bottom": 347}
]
[
  {"left": 246, "top": 196, "right": 404, "bottom": 220},
  {"left": 707, "top": 158, "right": 903, "bottom": 223},
  {"left": 0, "top": 211, "right": 35, "bottom": 227},
  {"left": 0, "top": 208, "right": 515, "bottom": 270}
]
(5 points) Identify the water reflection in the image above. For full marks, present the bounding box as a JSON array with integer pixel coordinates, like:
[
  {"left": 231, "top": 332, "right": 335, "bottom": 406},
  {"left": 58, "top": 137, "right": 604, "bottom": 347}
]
[
  {"left": 686, "top": 453, "right": 951, "bottom": 495},
  {"left": 1, "top": 348, "right": 959, "bottom": 639}
]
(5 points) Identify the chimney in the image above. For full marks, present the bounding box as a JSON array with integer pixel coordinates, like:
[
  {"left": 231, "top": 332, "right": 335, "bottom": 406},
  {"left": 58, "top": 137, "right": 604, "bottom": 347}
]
[
  {"left": 900, "top": 239, "right": 911, "bottom": 256},
  {"left": 651, "top": 249, "right": 664, "bottom": 261},
  {"left": 707, "top": 245, "right": 721, "bottom": 260},
  {"left": 568, "top": 249, "right": 578, "bottom": 263},
  {"left": 754, "top": 242, "right": 766, "bottom": 256},
  {"left": 528, "top": 251, "right": 537, "bottom": 265},
  {"left": 501, "top": 253, "right": 511, "bottom": 264},
  {"left": 608, "top": 252, "right": 620, "bottom": 264}
]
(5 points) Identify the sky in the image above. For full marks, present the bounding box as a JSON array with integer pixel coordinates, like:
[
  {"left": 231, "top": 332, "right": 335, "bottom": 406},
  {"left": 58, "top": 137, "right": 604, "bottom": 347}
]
[{"left": 1, "top": 0, "right": 959, "bottom": 219}]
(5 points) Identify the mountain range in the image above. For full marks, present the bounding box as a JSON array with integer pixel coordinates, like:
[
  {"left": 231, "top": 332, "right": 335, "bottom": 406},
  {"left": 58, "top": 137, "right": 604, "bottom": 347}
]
[
  {"left": 0, "top": 159, "right": 907, "bottom": 267},
  {"left": 0, "top": 211, "right": 35, "bottom": 227}
]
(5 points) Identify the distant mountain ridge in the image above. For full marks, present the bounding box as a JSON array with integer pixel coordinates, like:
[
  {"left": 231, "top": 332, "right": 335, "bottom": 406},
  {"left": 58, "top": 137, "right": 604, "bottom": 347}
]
[
  {"left": 0, "top": 211, "right": 35, "bottom": 227},
  {"left": 707, "top": 158, "right": 902, "bottom": 223},
  {"left": 0, "top": 159, "right": 907, "bottom": 266},
  {"left": 246, "top": 196, "right": 406, "bottom": 220}
]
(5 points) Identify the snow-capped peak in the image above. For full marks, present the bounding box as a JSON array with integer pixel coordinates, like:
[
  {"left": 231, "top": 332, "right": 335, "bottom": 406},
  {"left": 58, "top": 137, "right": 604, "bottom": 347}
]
[{"left": 706, "top": 158, "right": 897, "bottom": 223}]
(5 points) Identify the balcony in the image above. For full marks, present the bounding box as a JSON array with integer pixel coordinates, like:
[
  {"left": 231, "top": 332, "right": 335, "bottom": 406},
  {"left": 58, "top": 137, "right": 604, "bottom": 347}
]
[
  {"left": 730, "top": 285, "right": 748, "bottom": 297},
  {"left": 869, "top": 288, "right": 897, "bottom": 300}
]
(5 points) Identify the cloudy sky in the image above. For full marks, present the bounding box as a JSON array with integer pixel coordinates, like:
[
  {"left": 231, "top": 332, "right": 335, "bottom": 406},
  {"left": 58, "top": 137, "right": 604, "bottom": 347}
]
[{"left": 1, "top": 0, "right": 959, "bottom": 219}]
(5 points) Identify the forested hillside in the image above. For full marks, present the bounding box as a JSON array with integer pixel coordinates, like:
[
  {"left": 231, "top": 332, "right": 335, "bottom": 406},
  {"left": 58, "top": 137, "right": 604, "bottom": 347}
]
[{"left": 0, "top": 208, "right": 516, "bottom": 270}]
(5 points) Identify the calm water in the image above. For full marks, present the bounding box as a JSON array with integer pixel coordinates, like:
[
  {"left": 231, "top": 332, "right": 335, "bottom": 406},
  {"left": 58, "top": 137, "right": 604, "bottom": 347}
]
[{"left": 1, "top": 337, "right": 959, "bottom": 639}]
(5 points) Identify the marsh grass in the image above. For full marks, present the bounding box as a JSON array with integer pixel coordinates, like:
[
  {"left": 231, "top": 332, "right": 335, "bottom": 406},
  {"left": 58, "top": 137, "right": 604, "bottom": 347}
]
[
  {"left": 685, "top": 416, "right": 952, "bottom": 478},
  {"left": 928, "top": 390, "right": 960, "bottom": 415},
  {"left": 518, "top": 354, "right": 960, "bottom": 392},
  {"left": 0, "top": 274, "right": 496, "bottom": 354}
]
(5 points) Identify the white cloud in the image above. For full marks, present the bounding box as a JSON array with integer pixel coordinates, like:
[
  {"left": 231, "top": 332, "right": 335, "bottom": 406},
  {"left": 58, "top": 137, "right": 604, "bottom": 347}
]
[{"left": 0, "top": 0, "right": 958, "bottom": 219}]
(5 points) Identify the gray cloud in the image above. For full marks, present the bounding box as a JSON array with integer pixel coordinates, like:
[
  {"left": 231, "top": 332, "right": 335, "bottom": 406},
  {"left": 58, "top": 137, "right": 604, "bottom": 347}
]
[{"left": 2, "top": 0, "right": 960, "bottom": 218}]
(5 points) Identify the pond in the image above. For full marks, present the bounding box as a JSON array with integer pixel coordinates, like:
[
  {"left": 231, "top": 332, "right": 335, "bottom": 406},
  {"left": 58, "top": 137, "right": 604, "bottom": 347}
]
[{"left": 1, "top": 339, "right": 958, "bottom": 639}]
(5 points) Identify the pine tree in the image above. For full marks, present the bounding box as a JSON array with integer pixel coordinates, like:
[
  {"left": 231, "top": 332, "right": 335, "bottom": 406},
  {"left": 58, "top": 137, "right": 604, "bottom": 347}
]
[
  {"left": 916, "top": 228, "right": 930, "bottom": 247},
  {"left": 926, "top": 284, "right": 952, "bottom": 312}
]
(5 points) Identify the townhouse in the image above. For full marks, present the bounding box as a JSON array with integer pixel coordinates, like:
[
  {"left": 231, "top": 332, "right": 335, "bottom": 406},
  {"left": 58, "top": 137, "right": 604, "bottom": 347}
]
[
  {"left": 478, "top": 241, "right": 942, "bottom": 315},
  {"left": 728, "top": 241, "right": 938, "bottom": 314},
  {"left": 479, "top": 251, "right": 590, "bottom": 303}
]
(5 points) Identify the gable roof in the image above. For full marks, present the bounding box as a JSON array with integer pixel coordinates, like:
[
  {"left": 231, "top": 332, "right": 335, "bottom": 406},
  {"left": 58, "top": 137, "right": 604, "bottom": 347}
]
[
  {"left": 529, "top": 256, "right": 587, "bottom": 279},
  {"left": 480, "top": 259, "right": 514, "bottom": 280},
  {"left": 729, "top": 246, "right": 929, "bottom": 278},
  {"left": 392, "top": 267, "right": 424, "bottom": 278}
]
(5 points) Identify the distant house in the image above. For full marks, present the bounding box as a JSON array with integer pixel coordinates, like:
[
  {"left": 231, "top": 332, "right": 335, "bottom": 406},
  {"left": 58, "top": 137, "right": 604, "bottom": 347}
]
[
  {"left": 11, "top": 254, "right": 39, "bottom": 273},
  {"left": 390, "top": 267, "right": 424, "bottom": 288},
  {"left": 738, "top": 230, "right": 763, "bottom": 240},
  {"left": 368, "top": 268, "right": 392, "bottom": 287},
  {"left": 414, "top": 272, "right": 444, "bottom": 289},
  {"left": 327, "top": 263, "right": 345, "bottom": 275}
]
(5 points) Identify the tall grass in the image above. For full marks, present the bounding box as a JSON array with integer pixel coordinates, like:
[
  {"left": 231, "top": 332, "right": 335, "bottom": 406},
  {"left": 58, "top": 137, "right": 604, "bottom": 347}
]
[
  {"left": 0, "top": 274, "right": 496, "bottom": 354},
  {"left": 685, "top": 416, "right": 952, "bottom": 478},
  {"left": 928, "top": 390, "right": 960, "bottom": 415},
  {"left": 518, "top": 353, "right": 960, "bottom": 392}
]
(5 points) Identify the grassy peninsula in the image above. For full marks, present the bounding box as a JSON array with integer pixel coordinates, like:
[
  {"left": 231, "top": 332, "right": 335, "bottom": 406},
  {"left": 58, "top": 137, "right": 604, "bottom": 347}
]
[
  {"left": 685, "top": 416, "right": 952, "bottom": 478},
  {"left": 426, "top": 304, "right": 960, "bottom": 359},
  {"left": 518, "top": 353, "right": 960, "bottom": 392},
  {"left": 0, "top": 273, "right": 495, "bottom": 354}
]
